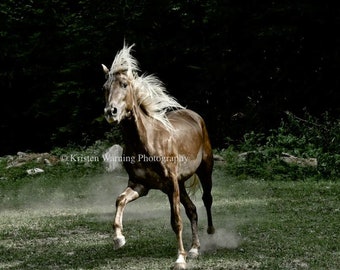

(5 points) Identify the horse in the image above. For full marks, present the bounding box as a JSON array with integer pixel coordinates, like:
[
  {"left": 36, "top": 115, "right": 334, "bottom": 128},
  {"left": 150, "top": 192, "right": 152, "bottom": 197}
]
[{"left": 101, "top": 44, "right": 215, "bottom": 270}]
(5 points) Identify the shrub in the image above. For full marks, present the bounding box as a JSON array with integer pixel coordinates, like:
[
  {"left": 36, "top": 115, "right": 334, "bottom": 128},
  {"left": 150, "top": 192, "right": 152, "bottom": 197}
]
[{"left": 221, "top": 111, "right": 340, "bottom": 180}]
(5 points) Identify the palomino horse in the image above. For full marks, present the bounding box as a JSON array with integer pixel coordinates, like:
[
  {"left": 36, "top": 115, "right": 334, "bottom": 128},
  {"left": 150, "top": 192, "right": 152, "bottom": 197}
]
[{"left": 102, "top": 44, "right": 215, "bottom": 270}]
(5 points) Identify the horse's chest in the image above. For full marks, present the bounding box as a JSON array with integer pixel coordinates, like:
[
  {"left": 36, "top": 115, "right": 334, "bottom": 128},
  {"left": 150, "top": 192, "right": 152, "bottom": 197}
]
[{"left": 124, "top": 161, "right": 169, "bottom": 190}]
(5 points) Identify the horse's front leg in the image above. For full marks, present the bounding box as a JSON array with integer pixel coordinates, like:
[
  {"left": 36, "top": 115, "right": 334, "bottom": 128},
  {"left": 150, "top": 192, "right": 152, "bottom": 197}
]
[
  {"left": 113, "top": 183, "right": 147, "bottom": 249},
  {"left": 168, "top": 183, "right": 187, "bottom": 270}
]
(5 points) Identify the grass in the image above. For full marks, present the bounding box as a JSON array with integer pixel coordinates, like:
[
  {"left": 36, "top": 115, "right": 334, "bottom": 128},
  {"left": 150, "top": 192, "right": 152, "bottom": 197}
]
[{"left": 0, "top": 155, "right": 339, "bottom": 269}]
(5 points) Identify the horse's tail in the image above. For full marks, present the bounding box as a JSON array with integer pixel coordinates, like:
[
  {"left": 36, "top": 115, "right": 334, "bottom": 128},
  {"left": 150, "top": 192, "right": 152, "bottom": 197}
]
[{"left": 185, "top": 174, "right": 202, "bottom": 197}]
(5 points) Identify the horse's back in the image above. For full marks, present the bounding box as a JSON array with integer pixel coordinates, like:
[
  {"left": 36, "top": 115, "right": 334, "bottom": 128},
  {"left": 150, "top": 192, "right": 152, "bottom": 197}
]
[{"left": 167, "top": 109, "right": 205, "bottom": 131}]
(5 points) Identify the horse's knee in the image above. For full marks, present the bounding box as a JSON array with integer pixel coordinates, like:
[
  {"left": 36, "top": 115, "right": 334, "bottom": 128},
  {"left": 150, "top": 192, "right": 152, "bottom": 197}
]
[
  {"left": 186, "top": 201, "right": 197, "bottom": 213},
  {"left": 116, "top": 194, "right": 126, "bottom": 208},
  {"left": 170, "top": 214, "right": 183, "bottom": 233},
  {"left": 185, "top": 204, "right": 197, "bottom": 221}
]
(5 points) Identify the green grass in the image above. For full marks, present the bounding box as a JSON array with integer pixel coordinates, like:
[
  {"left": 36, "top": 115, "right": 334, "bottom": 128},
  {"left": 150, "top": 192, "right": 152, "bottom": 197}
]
[{"left": 0, "top": 157, "right": 339, "bottom": 269}]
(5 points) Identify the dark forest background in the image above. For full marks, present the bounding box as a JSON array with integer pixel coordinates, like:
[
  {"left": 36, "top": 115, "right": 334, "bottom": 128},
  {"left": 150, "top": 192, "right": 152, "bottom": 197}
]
[{"left": 1, "top": 0, "right": 339, "bottom": 155}]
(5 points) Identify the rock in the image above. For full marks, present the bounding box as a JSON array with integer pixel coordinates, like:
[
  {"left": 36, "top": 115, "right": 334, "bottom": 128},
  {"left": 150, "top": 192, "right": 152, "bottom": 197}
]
[
  {"left": 26, "top": 168, "right": 44, "bottom": 175},
  {"left": 6, "top": 152, "right": 59, "bottom": 169},
  {"left": 237, "top": 151, "right": 317, "bottom": 167},
  {"left": 237, "top": 151, "right": 257, "bottom": 161},
  {"left": 102, "top": 144, "right": 124, "bottom": 172},
  {"left": 213, "top": 154, "right": 225, "bottom": 162},
  {"left": 44, "top": 158, "right": 52, "bottom": 166},
  {"left": 280, "top": 152, "right": 317, "bottom": 167},
  {"left": 17, "top": 151, "right": 28, "bottom": 157}
]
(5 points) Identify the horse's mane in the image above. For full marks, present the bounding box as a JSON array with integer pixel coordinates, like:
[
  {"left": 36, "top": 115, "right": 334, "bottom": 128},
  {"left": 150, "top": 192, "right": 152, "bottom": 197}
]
[
  {"left": 110, "top": 44, "right": 140, "bottom": 77},
  {"left": 110, "top": 44, "right": 184, "bottom": 131}
]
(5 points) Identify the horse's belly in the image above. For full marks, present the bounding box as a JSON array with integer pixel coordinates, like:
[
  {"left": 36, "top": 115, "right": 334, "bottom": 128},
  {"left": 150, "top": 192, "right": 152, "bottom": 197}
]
[
  {"left": 178, "top": 148, "right": 203, "bottom": 180},
  {"left": 125, "top": 162, "right": 169, "bottom": 190}
]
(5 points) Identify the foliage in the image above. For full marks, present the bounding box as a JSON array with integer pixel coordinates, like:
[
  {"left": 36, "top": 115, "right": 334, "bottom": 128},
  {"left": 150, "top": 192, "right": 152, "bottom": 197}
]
[
  {"left": 221, "top": 111, "right": 340, "bottom": 180},
  {"left": 0, "top": 142, "right": 109, "bottom": 186},
  {"left": 1, "top": 0, "right": 340, "bottom": 155}
]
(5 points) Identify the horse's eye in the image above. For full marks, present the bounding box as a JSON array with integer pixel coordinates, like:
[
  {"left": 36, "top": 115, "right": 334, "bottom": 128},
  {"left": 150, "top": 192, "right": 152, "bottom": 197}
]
[{"left": 120, "top": 82, "right": 128, "bottom": 88}]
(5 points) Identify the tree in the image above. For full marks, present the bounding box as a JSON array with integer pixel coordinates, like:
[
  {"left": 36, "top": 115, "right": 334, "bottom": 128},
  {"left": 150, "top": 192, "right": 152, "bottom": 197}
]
[{"left": 1, "top": 0, "right": 339, "bottom": 155}]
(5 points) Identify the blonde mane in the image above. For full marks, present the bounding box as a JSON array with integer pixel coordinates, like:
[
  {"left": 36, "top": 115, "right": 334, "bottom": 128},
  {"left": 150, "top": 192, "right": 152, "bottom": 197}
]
[
  {"left": 110, "top": 44, "right": 139, "bottom": 78},
  {"left": 110, "top": 44, "right": 184, "bottom": 131}
]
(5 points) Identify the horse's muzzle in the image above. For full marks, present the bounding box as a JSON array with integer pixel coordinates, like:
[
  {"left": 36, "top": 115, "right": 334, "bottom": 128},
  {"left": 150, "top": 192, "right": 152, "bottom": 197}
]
[
  {"left": 104, "top": 106, "right": 118, "bottom": 123},
  {"left": 104, "top": 106, "right": 117, "bottom": 117}
]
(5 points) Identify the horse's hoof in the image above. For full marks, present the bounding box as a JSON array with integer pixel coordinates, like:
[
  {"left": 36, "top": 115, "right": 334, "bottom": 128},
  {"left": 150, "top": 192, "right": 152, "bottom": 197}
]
[
  {"left": 188, "top": 248, "right": 199, "bottom": 259},
  {"left": 173, "top": 262, "right": 186, "bottom": 270},
  {"left": 113, "top": 235, "right": 126, "bottom": 249},
  {"left": 173, "top": 254, "right": 186, "bottom": 270},
  {"left": 207, "top": 226, "right": 215, "bottom": 234}
]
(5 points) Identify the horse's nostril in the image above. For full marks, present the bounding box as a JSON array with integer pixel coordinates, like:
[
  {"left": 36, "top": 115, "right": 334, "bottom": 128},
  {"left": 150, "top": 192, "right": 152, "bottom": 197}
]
[
  {"left": 110, "top": 107, "right": 117, "bottom": 116},
  {"left": 104, "top": 107, "right": 117, "bottom": 117}
]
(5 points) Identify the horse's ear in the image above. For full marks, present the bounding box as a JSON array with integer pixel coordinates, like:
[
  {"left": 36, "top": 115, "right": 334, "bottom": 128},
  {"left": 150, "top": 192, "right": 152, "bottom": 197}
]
[{"left": 102, "top": 64, "right": 109, "bottom": 76}]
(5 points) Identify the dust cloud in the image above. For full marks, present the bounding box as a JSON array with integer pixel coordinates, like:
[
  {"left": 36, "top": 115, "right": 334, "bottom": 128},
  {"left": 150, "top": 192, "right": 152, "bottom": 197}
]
[
  {"left": 3, "top": 166, "right": 170, "bottom": 223},
  {"left": 200, "top": 228, "right": 241, "bottom": 252},
  {"left": 2, "top": 149, "right": 242, "bottom": 255}
]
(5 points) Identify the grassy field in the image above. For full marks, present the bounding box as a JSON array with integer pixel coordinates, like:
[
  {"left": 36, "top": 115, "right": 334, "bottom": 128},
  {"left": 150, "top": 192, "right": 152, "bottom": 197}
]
[{"left": 0, "top": 157, "right": 339, "bottom": 269}]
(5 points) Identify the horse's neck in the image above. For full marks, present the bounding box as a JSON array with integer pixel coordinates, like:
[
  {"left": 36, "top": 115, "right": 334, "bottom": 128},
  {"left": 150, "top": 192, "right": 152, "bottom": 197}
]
[{"left": 121, "top": 108, "right": 156, "bottom": 155}]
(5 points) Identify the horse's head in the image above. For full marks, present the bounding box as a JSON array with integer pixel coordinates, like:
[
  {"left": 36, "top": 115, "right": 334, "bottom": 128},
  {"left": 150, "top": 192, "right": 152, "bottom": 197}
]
[
  {"left": 102, "top": 67, "right": 134, "bottom": 124},
  {"left": 102, "top": 44, "right": 138, "bottom": 124}
]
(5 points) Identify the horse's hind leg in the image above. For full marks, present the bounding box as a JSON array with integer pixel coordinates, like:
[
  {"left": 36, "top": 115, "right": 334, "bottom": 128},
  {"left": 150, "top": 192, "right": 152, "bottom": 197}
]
[
  {"left": 113, "top": 183, "right": 148, "bottom": 249},
  {"left": 197, "top": 163, "right": 215, "bottom": 235},
  {"left": 179, "top": 182, "right": 200, "bottom": 258}
]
